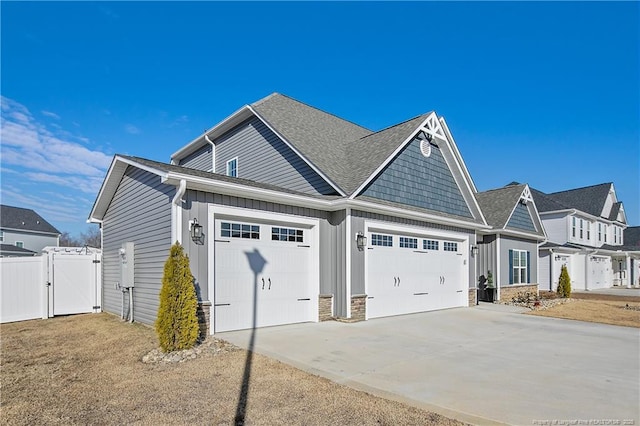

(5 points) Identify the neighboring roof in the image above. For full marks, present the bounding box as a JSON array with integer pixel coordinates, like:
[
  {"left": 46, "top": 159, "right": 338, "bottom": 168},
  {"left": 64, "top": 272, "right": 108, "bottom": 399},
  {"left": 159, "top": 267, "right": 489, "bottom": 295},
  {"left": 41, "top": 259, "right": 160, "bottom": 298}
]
[
  {"left": 529, "top": 188, "right": 571, "bottom": 213},
  {"left": 620, "top": 226, "right": 640, "bottom": 251},
  {"left": 0, "top": 243, "right": 38, "bottom": 256},
  {"left": 476, "top": 184, "right": 527, "bottom": 229},
  {"left": 475, "top": 184, "right": 545, "bottom": 237},
  {"left": 0, "top": 205, "right": 60, "bottom": 234},
  {"left": 545, "top": 182, "right": 613, "bottom": 218}
]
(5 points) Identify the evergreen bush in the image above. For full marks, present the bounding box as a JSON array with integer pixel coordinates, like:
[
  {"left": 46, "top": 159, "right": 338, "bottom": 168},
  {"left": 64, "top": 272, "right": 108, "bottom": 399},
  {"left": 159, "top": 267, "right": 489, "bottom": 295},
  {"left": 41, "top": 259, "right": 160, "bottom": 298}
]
[
  {"left": 155, "top": 242, "right": 199, "bottom": 352},
  {"left": 556, "top": 264, "right": 572, "bottom": 298}
]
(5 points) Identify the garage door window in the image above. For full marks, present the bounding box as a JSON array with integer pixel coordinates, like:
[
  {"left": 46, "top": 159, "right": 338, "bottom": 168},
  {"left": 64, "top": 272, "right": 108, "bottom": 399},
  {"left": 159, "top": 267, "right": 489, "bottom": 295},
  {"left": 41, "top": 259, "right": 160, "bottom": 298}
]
[
  {"left": 221, "top": 222, "right": 260, "bottom": 239},
  {"left": 399, "top": 237, "right": 417, "bottom": 249},
  {"left": 443, "top": 242, "right": 458, "bottom": 252},
  {"left": 272, "top": 227, "right": 304, "bottom": 242},
  {"left": 371, "top": 234, "right": 393, "bottom": 247},
  {"left": 423, "top": 239, "right": 439, "bottom": 250}
]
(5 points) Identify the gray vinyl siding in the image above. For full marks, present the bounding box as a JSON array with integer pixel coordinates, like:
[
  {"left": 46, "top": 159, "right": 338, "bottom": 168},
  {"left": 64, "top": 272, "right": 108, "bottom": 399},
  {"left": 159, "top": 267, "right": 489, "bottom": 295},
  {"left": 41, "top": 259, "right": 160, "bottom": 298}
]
[
  {"left": 499, "top": 236, "right": 538, "bottom": 287},
  {"left": 507, "top": 203, "right": 537, "bottom": 232},
  {"left": 0, "top": 229, "right": 58, "bottom": 253},
  {"left": 102, "top": 167, "right": 173, "bottom": 326},
  {"left": 179, "top": 144, "right": 213, "bottom": 171},
  {"left": 361, "top": 138, "right": 473, "bottom": 218},
  {"left": 323, "top": 211, "right": 347, "bottom": 317},
  {"left": 477, "top": 234, "right": 497, "bottom": 285},
  {"left": 213, "top": 117, "right": 336, "bottom": 195},
  {"left": 181, "top": 190, "right": 335, "bottom": 307}
]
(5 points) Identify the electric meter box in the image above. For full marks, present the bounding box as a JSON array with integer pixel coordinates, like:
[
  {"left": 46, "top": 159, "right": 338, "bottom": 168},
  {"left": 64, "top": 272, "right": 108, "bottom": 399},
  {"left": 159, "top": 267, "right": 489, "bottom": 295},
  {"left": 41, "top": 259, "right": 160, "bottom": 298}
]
[{"left": 119, "top": 242, "right": 135, "bottom": 288}]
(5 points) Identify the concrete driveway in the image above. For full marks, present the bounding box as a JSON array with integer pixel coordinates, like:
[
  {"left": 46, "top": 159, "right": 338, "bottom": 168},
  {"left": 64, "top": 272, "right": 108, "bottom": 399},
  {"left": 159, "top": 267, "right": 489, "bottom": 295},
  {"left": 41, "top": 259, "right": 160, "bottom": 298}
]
[{"left": 219, "top": 304, "right": 640, "bottom": 425}]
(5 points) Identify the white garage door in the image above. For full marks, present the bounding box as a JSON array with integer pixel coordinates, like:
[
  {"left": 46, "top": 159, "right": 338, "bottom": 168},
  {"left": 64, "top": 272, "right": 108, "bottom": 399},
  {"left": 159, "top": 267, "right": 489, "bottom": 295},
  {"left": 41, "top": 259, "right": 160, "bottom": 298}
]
[
  {"left": 590, "top": 257, "right": 611, "bottom": 289},
  {"left": 214, "top": 217, "right": 316, "bottom": 333},
  {"left": 366, "top": 226, "right": 468, "bottom": 319}
]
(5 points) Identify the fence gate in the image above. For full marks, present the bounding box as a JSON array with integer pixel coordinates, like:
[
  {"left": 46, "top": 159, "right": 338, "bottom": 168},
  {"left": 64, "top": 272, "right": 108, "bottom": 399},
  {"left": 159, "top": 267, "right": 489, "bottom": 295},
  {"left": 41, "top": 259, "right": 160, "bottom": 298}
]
[{"left": 49, "top": 251, "right": 101, "bottom": 316}]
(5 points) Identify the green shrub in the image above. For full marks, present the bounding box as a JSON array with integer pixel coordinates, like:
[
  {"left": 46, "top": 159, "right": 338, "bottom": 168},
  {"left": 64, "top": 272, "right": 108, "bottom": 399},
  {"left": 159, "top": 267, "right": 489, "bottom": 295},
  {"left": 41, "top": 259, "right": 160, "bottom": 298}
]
[
  {"left": 556, "top": 264, "right": 572, "bottom": 298},
  {"left": 155, "top": 242, "right": 199, "bottom": 352},
  {"left": 486, "top": 270, "right": 494, "bottom": 288}
]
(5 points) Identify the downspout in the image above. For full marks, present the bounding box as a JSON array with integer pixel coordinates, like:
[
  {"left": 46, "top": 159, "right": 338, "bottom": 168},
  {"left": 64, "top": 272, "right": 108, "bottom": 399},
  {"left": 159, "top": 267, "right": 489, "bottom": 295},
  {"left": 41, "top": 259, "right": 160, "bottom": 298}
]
[
  {"left": 345, "top": 208, "right": 352, "bottom": 318},
  {"left": 171, "top": 179, "right": 187, "bottom": 244},
  {"left": 548, "top": 248, "right": 554, "bottom": 292},
  {"left": 204, "top": 134, "right": 215, "bottom": 172}
]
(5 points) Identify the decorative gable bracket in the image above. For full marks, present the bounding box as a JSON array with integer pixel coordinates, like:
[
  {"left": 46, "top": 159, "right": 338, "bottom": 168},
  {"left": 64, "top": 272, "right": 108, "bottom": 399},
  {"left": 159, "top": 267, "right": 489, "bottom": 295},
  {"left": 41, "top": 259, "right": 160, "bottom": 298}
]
[
  {"left": 520, "top": 186, "right": 533, "bottom": 205},
  {"left": 419, "top": 113, "right": 447, "bottom": 143}
]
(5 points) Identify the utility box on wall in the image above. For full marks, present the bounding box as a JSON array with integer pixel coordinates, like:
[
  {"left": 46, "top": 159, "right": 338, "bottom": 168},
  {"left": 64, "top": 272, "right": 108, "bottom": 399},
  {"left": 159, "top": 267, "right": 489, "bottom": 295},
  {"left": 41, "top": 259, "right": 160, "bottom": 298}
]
[{"left": 119, "top": 242, "right": 135, "bottom": 288}]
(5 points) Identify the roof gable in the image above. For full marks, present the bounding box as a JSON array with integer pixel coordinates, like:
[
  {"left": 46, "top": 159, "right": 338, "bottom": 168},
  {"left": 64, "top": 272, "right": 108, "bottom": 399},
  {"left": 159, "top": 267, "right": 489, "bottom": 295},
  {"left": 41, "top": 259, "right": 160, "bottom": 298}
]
[
  {"left": 0, "top": 205, "right": 60, "bottom": 234},
  {"left": 476, "top": 184, "right": 545, "bottom": 237}
]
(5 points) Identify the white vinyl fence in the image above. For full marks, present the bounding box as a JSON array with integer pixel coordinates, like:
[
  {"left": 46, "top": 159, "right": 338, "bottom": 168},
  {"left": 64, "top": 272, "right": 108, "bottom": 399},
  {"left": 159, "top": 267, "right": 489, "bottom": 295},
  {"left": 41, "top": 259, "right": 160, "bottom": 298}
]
[{"left": 0, "top": 247, "right": 102, "bottom": 324}]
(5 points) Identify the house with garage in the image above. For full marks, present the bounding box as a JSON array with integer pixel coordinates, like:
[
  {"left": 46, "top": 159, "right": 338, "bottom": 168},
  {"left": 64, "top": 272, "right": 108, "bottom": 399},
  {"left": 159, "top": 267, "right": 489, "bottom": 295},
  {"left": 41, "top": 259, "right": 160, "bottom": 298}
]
[
  {"left": 0, "top": 205, "right": 60, "bottom": 257},
  {"left": 474, "top": 183, "right": 547, "bottom": 302},
  {"left": 89, "top": 93, "right": 496, "bottom": 334},
  {"left": 531, "top": 183, "right": 635, "bottom": 291},
  {"left": 621, "top": 226, "right": 640, "bottom": 287}
]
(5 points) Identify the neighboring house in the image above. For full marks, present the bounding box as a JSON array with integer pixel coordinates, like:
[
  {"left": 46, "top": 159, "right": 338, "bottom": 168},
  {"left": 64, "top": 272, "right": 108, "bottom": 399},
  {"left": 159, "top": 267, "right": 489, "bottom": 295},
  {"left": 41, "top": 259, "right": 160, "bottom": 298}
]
[
  {"left": 0, "top": 205, "right": 60, "bottom": 257},
  {"left": 622, "top": 227, "right": 640, "bottom": 287},
  {"left": 531, "top": 183, "right": 636, "bottom": 291},
  {"left": 90, "top": 93, "right": 493, "bottom": 334},
  {"left": 475, "top": 183, "right": 547, "bottom": 302}
]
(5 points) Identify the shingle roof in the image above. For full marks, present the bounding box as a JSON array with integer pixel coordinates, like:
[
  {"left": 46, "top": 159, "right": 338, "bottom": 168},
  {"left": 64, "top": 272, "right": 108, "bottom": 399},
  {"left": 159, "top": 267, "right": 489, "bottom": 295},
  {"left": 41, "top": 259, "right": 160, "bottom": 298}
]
[
  {"left": 251, "top": 93, "right": 372, "bottom": 193},
  {"left": 342, "top": 114, "right": 429, "bottom": 194},
  {"left": 0, "top": 243, "right": 38, "bottom": 256},
  {"left": 609, "top": 202, "right": 622, "bottom": 221},
  {"left": 529, "top": 188, "right": 572, "bottom": 213},
  {"left": 476, "top": 184, "right": 527, "bottom": 229},
  {"left": 545, "top": 182, "right": 612, "bottom": 218},
  {"left": 0, "top": 205, "right": 60, "bottom": 234},
  {"left": 621, "top": 226, "right": 640, "bottom": 250},
  {"left": 121, "top": 156, "right": 341, "bottom": 202}
]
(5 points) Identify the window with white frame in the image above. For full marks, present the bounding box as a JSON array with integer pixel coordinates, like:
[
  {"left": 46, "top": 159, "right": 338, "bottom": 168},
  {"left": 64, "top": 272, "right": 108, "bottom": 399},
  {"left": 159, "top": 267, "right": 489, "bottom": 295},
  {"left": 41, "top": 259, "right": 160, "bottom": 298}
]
[
  {"left": 510, "top": 249, "right": 529, "bottom": 284},
  {"left": 371, "top": 234, "right": 393, "bottom": 247},
  {"left": 221, "top": 222, "right": 259, "bottom": 239},
  {"left": 15, "top": 241, "right": 24, "bottom": 248},
  {"left": 614, "top": 226, "right": 617, "bottom": 244},
  {"left": 604, "top": 224, "right": 607, "bottom": 243},
  {"left": 0, "top": 231, "right": 3, "bottom": 242},
  {"left": 272, "top": 227, "right": 304, "bottom": 242},
  {"left": 399, "top": 237, "right": 417, "bottom": 249},
  {"left": 587, "top": 222, "right": 590, "bottom": 241},
  {"left": 579, "top": 219, "right": 584, "bottom": 239},
  {"left": 443, "top": 242, "right": 458, "bottom": 252},
  {"left": 226, "top": 157, "right": 238, "bottom": 177},
  {"left": 598, "top": 223, "right": 602, "bottom": 242},
  {"left": 423, "top": 239, "right": 439, "bottom": 250},
  {"left": 572, "top": 217, "right": 576, "bottom": 237}
]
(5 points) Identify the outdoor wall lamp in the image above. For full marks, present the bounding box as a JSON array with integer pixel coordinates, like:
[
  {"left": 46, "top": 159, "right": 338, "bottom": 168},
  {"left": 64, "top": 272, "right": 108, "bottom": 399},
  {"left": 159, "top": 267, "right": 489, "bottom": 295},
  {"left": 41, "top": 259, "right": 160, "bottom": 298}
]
[
  {"left": 555, "top": 255, "right": 562, "bottom": 261},
  {"left": 356, "top": 232, "right": 367, "bottom": 251},
  {"left": 471, "top": 245, "right": 479, "bottom": 256},
  {"left": 190, "top": 218, "right": 203, "bottom": 244}
]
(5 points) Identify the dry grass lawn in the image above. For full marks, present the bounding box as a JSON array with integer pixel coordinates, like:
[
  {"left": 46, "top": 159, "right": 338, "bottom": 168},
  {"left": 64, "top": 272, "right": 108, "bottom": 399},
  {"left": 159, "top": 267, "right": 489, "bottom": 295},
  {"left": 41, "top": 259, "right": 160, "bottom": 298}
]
[
  {"left": 1, "top": 313, "right": 464, "bottom": 426},
  {"left": 527, "top": 296, "right": 640, "bottom": 328}
]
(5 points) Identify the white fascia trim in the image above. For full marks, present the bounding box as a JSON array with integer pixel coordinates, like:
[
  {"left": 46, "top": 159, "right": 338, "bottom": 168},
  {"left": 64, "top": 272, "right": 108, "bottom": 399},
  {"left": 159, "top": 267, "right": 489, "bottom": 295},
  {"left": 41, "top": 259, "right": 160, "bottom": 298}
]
[
  {"left": 437, "top": 116, "right": 488, "bottom": 226},
  {"left": 483, "top": 228, "right": 547, "bottom": 242},
  {"left": 0, "top": 228, "right": 60, "bottom": 237},
  {"left": 349, "top": 115, "right": 433, "bottom": 199},
  {"left": 247, "top": 106, "right": 346, "bottom": 197},
  {"left": 171, "top": 105, "right": 252, "bottom": 162},
  {"left": 89, "top": 156, "right": 169, "bottom": 222}
]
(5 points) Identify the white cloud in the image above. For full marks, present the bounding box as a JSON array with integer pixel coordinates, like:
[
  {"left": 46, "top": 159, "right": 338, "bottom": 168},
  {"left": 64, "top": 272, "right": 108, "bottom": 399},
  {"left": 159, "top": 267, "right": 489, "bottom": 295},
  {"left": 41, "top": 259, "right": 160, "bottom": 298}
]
[
  {"left": 41, "top": 110, "right": 61, "bottom": 119},
  {"left": 0, "top": 96, "right": 113, "bottom": 233},
  {"left": 124, "top": 124, "right": 140, "bottom": 134}
]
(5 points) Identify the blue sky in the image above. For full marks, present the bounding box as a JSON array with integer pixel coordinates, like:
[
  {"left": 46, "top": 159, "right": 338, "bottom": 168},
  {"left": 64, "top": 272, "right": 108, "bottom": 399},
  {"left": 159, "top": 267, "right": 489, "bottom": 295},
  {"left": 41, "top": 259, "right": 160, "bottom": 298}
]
[{"left": 1, "top": 2, "right": 638, "bottom": 237}]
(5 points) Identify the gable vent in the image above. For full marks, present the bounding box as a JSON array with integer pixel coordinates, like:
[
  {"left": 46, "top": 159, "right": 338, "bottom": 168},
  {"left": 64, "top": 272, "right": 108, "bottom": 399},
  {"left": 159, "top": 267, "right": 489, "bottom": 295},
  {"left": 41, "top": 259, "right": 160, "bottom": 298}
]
[{"left": 420, "top": 140, "right": 432, "bottom": 158}]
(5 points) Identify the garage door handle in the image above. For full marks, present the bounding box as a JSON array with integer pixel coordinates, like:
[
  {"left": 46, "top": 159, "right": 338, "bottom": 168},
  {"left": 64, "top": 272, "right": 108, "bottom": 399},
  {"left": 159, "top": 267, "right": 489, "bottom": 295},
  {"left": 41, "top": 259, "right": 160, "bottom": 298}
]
[
  {"left": 368, "top": 296, "right": 374, "bottom": 299},
  {"left": 262, "top": 278, "right": 265, "bottom": 290},
  {"left": 297, "top": 298, "right": 310, "bottom": 301},
  {"left": 394, "top": 277, "right": 397, "bottom": 286},
  {"left": 456, "top": 290, "right": 463, "bottom": 293},
  {"left": 413, "top": 292, "right": 428, "bottom": 296},
  {"left": 268, "top": 278, "right": 271, "bottom": 290},
  {"left": 214, "top": 303, "right": 231, "bottom": 307},
  {"left": 297, "top": 245, "right": 310, "bottom": 248},
  {"left": 215, "top": 239, "right": 230, "bottom": 243}
]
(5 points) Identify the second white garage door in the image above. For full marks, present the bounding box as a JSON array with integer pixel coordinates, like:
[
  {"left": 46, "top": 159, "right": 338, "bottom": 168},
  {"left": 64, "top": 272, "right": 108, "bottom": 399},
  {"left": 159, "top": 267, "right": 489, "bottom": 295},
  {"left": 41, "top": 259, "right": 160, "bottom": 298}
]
[
  {"left": 213, "top": 212, "right": 318, "bottom": 333},
  {"left": 366, "top": 224, "right": 468, "bottom": 319}
]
